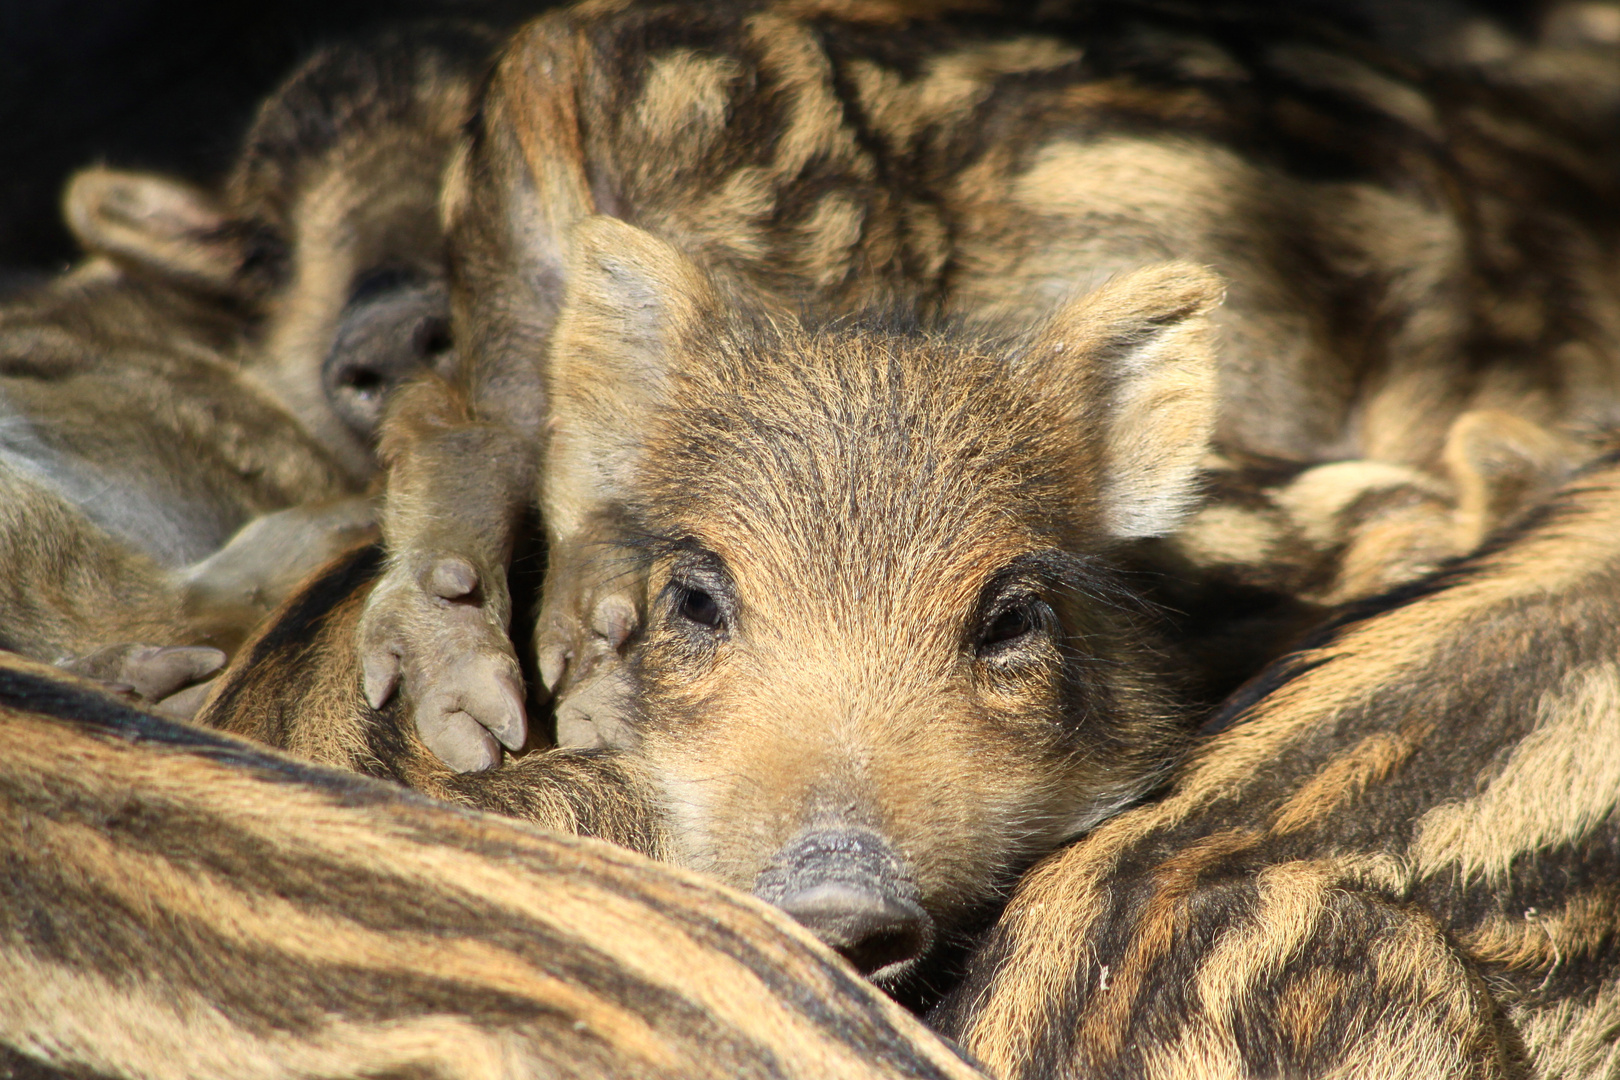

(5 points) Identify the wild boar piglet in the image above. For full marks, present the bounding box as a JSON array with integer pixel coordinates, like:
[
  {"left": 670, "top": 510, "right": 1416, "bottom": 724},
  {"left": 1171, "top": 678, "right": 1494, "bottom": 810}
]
[
  {"left": 537, "top": 216, "right": 1223, "bottom": 978},
  {"left": 0, "top": 26, "right": 491, "bottom": 708}
]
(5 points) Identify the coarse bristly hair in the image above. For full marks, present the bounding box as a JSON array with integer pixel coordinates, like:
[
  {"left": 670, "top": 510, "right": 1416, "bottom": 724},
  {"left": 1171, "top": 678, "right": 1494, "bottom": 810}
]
[
  {"left": 533, "top": 214, "right": 1223, "bottom": 979},
  {"left": 933, "top": 447, "right": 1620, "bottom": 1080},
  {"left": 0, "top": 650, "right": 990, "bottom": 1080}
]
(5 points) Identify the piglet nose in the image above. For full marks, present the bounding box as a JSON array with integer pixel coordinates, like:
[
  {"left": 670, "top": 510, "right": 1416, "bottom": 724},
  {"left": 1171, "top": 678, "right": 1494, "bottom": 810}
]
[
  {"left": 753, "top": 827, "right": 934, "bottom": 976},
  {"left": 775, "top": 881, "right": 931, "bottom": 975}
]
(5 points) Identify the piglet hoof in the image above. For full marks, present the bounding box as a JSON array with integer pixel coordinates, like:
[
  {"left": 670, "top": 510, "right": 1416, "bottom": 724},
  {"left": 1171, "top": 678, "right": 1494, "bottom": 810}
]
[
  {"left": 357, "top": 552, "right": 527, "bottom": 772},
  {"left": 536, "top": 589, "right": 642, "bottom": 751},
  {"left": 150, "top": 678, "right": 219, "bottom": 721},
  {"left": 60, "top": 643, "right": 227, "bottom": 712}
]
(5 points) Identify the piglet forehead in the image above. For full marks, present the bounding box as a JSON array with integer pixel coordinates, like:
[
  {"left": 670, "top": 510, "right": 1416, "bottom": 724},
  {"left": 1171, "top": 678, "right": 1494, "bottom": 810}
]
[{"left": 632, "top": 326, "right": 1085, "bottom": 605}]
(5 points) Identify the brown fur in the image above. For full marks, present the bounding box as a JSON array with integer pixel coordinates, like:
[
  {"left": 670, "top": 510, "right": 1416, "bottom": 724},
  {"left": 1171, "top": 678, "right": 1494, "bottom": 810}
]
[
  {"left": 197, "top": 540, "right": 665, "bottom": 856},
  {"left": 930, "top": 450, "right": 1620, "bottom": 1079},
  {"left": 1166, "top": 407, "right": 1580, "bottom": 615},
  {"left": 198, "top": 396, "right": 1556, "bottom": 836},
  {"left": 355, "top": 0, "right": 1620, "bottom": 778},
  {"left": 202, "top": 229, "right": 1228, "bottom": 976},
  {"left": 356, "top": 0, "right": 985, "bottom": 768},
  {"left": 223, "top": 24, "right": 495, "bottom": 475},
  {"left": 458, "top": 215, "right": 1225, "bottom": 977},
  {"left": 0, "top": 27, "right": 495, "bottom": 679},
  {"left": 68, "top": 4, "right": 1620, "bottom": 1065},
  {"left": 0, "top": 261, "right": 357, "bottom": 662},
  {"left": 0, "top": 651, "right": 989, "bottom": 1080},
  {"left": 230, "top": 0, "right": 1617, "bottom": 977}
]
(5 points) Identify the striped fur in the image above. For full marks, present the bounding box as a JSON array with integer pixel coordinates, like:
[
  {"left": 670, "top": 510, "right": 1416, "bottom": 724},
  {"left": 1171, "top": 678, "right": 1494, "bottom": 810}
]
[
  {"left": 0, "top": 27, "right": 493, "bottom": 676},
  {"left": 931, "top": 450, "right": 1620, "bottom": 1079},
  {"left": 0, "top": 247, "right": 357, "bottom": 665},
  {"left": 224, "top": 22, "right": 497, "bottom": 476},
  {"left": 361, "top": 0, "right": 1620, "bottom": 779},
  {"left": 201, "top": 403, "right": 1568, "bottom": 826},
  {"left": 197, "top": 394, "right": 1583, "bottom": 991},
  {"left": 199, "top": 0, "right": 1620, "bottom": 1001},
  {"left": 365, "top": 0, "right": 1620, "bottom": 961},
  {"left": 0, "top": 649, "right": 988, "bottom": 1080},
  {"left": 196, "top": 541, "right": 666, "bottom": 856}
]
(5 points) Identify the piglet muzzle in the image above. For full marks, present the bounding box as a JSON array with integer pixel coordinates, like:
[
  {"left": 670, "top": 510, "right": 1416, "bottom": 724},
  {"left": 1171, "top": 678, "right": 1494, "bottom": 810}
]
[{"left": 753, "top": 827, "right": 933, "bottom": 977}]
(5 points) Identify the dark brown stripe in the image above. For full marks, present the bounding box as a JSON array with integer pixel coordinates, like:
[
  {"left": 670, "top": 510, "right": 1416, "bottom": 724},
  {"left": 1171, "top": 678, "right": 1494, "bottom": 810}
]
[{"left": 0, "top": 1046, "right": 124, "bottom": 1080}]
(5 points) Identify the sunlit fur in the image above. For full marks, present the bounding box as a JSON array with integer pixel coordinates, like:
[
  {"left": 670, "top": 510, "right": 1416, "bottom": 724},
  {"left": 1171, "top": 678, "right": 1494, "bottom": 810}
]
[
  {"left": 365, "top": 0, "right": 1620, "bottom": 779},
  {"left": 534, "top": 218, "right": 1223, "bottom": 963},
  {"left": 932, "top": 450, "right": 1620, "bottom": 1079},
  {"left": 622, "top": 325, "right": 1177, "bottom": 918},
  {"left": 0, "top": 651, "right": 988, "bottom": 1080}
]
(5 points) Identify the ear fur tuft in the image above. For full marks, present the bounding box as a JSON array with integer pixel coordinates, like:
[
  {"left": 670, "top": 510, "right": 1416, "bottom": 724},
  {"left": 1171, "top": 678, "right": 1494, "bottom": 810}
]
[
  {"left": 63, "top": 168, "right": 248, "bottom": 292},
  {"left": 542, "top": 215, "right": 722, "bottom": 539},
  {"left": 1023, "top": 261, "right": 1225, "bottom": 539}
]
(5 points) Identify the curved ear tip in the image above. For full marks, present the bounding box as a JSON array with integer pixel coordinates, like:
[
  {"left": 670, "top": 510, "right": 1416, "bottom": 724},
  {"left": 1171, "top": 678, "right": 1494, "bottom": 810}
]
[
  {"left": 61, "top": 167, "right": 120, "bottom": 226},
  {"left": 1443, "top": 408, "right": 1565, "bottom": 474},
  {"left": 573, "top": 212, "right": 628, "bottom": 238},
  {"left": 570, "top": 213, "right": 642, "bottom": 255},
  {"left": 64, "top": 165, "right": 125, "bottom": 191},
  {"left": 62, "top": 165, "right": 181, "bottom": 216},
  {"left": 62, "top": 166, "right": 224, "bottom": 240},
  {"left": 1126, "top": 260, "right": 1227, "bottom": 312},
  {"left": 567, "top": 214, "right": 695, "bottom": 286},
  {"left": 64, "top": 165, "right": 116, "bottom": 193}
]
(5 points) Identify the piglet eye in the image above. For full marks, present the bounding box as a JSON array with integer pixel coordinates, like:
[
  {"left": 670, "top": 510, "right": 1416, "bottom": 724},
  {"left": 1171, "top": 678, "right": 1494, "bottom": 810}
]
[
  {"left": 678, "top": 587, "right": 723, "bottom": 630},
  {"left": 980, "top": 602, "right": 1038, "bottom": 652}
]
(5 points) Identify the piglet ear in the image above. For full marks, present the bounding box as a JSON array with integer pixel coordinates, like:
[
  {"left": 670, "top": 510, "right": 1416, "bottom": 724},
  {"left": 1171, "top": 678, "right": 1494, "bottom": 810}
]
[
  {"left": 543, "top": 215, "right": 725, "bottom": 535},
  {"left": 1017, "top": 262, "right": 1225, "bottom": 539},
  {"left": 63, "top": 167, "right": 247, "bottom": 292},
  {"left": 1442, "top": 409, "right": 1574, "bottom": 552}
]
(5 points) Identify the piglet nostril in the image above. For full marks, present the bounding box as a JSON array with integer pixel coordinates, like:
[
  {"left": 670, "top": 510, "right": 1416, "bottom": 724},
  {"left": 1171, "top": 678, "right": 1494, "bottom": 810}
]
[
  {"left": 755, "top": 827, "right": 933, "bottom": 976},
  {"left": 776, "top": 881, "right": 932, "bottom": 975}
]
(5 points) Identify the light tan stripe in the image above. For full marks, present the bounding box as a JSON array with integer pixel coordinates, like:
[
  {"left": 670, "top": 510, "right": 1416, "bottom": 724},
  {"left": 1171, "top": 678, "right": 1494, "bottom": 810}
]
[{"left": 1412, "top": 661, "right": 1620, "bottom": 883}]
